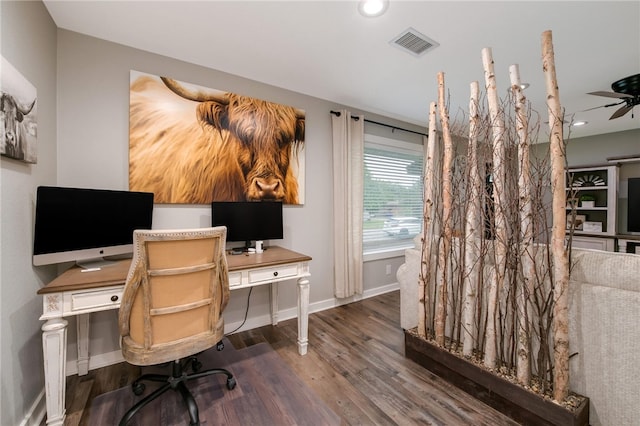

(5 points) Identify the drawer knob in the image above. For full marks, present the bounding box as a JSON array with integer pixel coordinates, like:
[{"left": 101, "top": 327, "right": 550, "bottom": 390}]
[
  {"left": 273, "top": 271, "right": 279, "bottom": 277},
  {"left": 111, "top": 295, "right": 119, "bottom": 302}
]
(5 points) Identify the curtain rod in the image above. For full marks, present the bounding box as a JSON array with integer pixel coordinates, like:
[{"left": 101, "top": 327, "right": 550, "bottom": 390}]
[{"left": 330, "top": 110, "right": 427, "bottom": 137}]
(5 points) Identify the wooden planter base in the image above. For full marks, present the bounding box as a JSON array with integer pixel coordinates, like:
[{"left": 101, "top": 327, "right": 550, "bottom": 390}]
[{"left": 405, "top": 331, "right": 589, "bottom": 426}]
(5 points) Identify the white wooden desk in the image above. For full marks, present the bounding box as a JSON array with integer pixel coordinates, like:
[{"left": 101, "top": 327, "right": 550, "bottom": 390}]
[{"left": 38, "top": 246, "right": 311, "bottom": 426}]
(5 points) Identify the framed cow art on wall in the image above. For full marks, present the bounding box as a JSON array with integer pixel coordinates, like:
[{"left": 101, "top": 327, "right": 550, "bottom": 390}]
[
  {"left": 1, "top": 56, "right": 38, "bottom": 164},
  {"left": 128, "top": 70, "right": 306, "bottom": 205}
]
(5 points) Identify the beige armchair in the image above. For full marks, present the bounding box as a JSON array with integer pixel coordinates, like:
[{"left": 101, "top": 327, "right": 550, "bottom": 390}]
[{"left": 118, "top": 227, "right": 236, "bottom": 426}]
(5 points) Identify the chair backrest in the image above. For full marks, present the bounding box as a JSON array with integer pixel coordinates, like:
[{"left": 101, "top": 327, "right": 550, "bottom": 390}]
[{"left": 119, "top": 227, "right": 229, "bottom": 366}]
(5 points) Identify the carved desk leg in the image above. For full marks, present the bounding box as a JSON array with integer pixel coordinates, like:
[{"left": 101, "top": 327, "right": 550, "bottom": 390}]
[
  {"left": 42, "top": 318, "right": 68, "bottom": 426},
  {"left": 296, "top": 277, "right": 310, "bottom": 355},
  {"left": 270, "top": 282, "right": 279, "bottom": 325},
  {"left": 76, "top": 313, "right": 90, "bottom": 375}
]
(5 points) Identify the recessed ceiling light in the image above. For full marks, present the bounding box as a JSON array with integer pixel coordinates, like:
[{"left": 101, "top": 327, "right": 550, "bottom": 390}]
[
  {"left": 358, "top": 0, "right": 389, "bottom": 17},
  {"left": 508, "top": 83, "right": 530, "bottom": 92},
  {"left": 572, "top": 120, "right": 588, "bottom": 127}
]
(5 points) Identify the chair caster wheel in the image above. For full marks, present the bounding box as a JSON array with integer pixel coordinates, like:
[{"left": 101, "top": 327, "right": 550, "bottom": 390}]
[
  {"left": 226, "top": 377, "right": 236, "bottom": 390},
  {"left": 216, "top": 341, "right": 225, "bottom": 351},
  {"left": 132, "top": 381, "right": 145, "bottom": 396}
]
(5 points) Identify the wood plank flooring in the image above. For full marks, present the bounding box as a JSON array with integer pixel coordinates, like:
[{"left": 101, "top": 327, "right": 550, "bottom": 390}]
[{"left": 63, "top": 291, "right": 519, "bottom": 425}]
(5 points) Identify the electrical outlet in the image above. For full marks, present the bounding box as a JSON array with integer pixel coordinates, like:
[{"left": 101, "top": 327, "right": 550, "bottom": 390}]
[{"left": 386, "top": 264, "right": 392, "bottom": 275}]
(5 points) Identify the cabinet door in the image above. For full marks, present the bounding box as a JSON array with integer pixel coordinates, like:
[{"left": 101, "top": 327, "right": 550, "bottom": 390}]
[{"left": 566, "top": 236, "right": 614, "bottom": 251}]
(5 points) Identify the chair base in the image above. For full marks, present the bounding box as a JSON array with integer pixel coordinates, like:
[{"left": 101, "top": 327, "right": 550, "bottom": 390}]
[{"left": 119, "top": 350, "right": 236, "bottom": 426}]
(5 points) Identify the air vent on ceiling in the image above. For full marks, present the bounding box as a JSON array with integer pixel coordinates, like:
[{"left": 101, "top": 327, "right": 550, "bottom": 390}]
[{"left": 390, "top": 27, "right": 439, "bottom": 57}]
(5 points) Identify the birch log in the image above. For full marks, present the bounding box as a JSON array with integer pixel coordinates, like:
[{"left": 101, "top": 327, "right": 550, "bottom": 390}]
[
  {"left": 418, "top": 101, "right": 439, "bottom": 338},
  {"left": 481, "top": 47, "right": 508, "bottom": 369},
  {"left": 462, "top": 81, "right": 482, "bottom": 357},
  {"left": 510, "top": 63, "right": 533, "bottom": 385},
  {"left": 542, "top": 30, "right": 570, "bottom": 402},
  {"left": 435, "top": 72, "right": 454, "bottom": 346}
]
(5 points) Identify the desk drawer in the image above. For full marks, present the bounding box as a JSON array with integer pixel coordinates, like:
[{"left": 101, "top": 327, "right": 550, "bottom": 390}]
[
  {"left": 228, "top": 271, "right": 242, "bottom": 287},
  {"left": 70, "top": 288, "right": 123, "bottom": 312},
  {"left": 249, "top": 264, "right": 298, "bottom": 283}
]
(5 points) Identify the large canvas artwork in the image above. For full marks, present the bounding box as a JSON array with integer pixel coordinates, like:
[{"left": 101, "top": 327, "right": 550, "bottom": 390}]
[
  {"left": 129, "top": 70, "right": 306, "bottom": 204},
  {"left": 1, "top": 56, "right": 38, "bottom": 163}
]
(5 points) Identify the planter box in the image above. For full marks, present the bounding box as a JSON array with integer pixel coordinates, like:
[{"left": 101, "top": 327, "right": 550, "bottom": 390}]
[
  {"left": 405, "top": 331, "right": 589, "bottom": 426},
  {"left": 580, "top": 201, "right": 595, "bottom": 208}
]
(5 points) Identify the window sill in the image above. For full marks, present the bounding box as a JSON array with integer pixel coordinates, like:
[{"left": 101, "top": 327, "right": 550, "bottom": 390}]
[{"left": 363, "top": 246, "right": 413, "bottom": 262}]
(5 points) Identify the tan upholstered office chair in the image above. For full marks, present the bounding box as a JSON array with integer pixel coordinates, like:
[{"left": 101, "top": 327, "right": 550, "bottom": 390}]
[{"left": 118, "top": 227, "right": 236, "bottom": 426}]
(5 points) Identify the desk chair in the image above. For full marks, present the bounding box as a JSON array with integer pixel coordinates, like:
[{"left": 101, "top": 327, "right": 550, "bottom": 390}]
[{"left": 118, "top": 227, "right": 236, "bottom": 426}]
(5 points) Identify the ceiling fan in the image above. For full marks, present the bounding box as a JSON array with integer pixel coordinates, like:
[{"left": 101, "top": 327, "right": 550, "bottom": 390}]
[{"left": 587, "top": 73, "right": 640, "bottom": 119}]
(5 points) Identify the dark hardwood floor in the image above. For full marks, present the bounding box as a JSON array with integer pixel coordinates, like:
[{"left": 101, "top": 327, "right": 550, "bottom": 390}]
[{"left": 63, "top": 291, "right": 519, "bottom": 425}]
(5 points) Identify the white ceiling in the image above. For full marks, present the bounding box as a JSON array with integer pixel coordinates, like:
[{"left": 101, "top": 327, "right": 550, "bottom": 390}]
[{"left": 43, "top": 0, "right": 640, "bottom": 139}]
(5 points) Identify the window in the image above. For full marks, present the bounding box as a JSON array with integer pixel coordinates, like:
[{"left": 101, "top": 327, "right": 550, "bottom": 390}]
[{"left": 363, "top": 134, "right": 424, "bottom": 255}]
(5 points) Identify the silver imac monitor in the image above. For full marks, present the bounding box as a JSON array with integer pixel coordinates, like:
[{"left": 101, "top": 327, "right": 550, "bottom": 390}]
[{"left": 33, "top": 186, "right": 154, "bottom": 268}]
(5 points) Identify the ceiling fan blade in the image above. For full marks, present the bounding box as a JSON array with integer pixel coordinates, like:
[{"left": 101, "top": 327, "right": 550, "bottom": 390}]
[
  {"left": 609, "top": 104, "right": 632, "bottom": 120},
  {"left": 581, "top": 100, "right": 624, "bottom": 112},
  {"left": 588, "top": 91, "right": 633, "bottom": 99}
]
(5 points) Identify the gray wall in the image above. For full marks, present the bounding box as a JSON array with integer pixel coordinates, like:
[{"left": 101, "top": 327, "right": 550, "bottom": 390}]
[
  {"left": 564, "top": 129, "right": 639, "bottom": 168},
  {"left": 1, "top": 1, "right": 58, "bottom": 424}
]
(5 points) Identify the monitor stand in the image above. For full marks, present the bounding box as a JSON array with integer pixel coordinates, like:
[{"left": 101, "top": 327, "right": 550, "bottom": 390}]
[{"left": 76, "top": 257, "right": 118, "bottom": 271}]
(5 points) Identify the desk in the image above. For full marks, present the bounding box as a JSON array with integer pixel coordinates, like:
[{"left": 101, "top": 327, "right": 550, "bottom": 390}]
[{"left": 37, "top": 246, "right": 311, "bottom": 426}]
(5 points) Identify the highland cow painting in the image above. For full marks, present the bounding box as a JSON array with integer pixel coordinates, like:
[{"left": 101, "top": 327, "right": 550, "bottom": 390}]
[
  {"left": 1, "top": 56, "right": 38, "bottom": 164},
  {"left": 129, "top": 70, "right": 305, "bottom": 204}
]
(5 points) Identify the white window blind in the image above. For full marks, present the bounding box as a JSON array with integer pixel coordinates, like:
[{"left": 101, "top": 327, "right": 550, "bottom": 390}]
[{"left": 363, "top": 135, "right": 424, "bottom": 254}]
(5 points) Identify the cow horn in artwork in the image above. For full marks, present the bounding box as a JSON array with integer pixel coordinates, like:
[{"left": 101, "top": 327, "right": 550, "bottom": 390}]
[
  {"left": 17, "top": 97, "right": 36, "bottom": 116},
  {"left": 1, "top": 93, "right": 36, "bottom": 117},
  {"left": 160, "top": 77, "right": 229, "bottom": 105}
]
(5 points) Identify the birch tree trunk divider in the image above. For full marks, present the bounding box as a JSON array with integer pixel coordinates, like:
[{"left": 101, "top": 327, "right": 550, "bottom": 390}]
[
  {"left": 435, "top": 72, "right": 454, "bottom": 346},
  {"left": 418, "top": 101, "right": 439, "bottom": 339},
  {"left": 481, "top": 47, "right": 508, "bottom": 370},
  {"left": 462, "top": 81, "right": 482, "bottom": 357},
  {"left": 541, "top": 29, "right": 570, "bottom": 403},
  {"left": 416, "top": 30, "right": 573, "bottom": 403},
  {"left": 510, "top": 63, "right": 534, "bottom": 386}
]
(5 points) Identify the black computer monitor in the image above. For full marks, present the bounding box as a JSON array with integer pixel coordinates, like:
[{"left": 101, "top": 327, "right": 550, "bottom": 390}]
[
  {"left": 33, "top": 186, "right": 154, "bottom": 267},
  {"left": 628, "top": 177, "right": 640, "bottom": 233},
  {"left": 211, "top": 201, "right": 283, "bottom": 249}
]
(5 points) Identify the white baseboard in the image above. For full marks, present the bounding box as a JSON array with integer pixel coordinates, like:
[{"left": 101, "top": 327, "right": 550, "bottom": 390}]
[
  {"left": 227, "top": 281, "right": 399, "bottom": 333},
  {"left": 66, "top": 349, "right": 124, "bottom": 376},
  {"left": 224, "top": 312, "right": 274, "bottom": 334},
  {"left": 19, "top": 389, "right": 46, "bottom": 426}
]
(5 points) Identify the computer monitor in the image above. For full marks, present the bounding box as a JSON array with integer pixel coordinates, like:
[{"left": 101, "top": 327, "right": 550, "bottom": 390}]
[
  {"left": 33, "top": 186, "right": 154, "bottom": 268},
  {"left": 628, "top": 177, "right": 640, "bottom": 233},
  {"left": 211, "top": 201, "right": 283, "bottom": 249}
]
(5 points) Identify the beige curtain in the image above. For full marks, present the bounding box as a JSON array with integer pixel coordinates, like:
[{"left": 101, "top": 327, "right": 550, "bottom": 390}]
[{"left": 331, "top": 110, "right": 364, "bottom": 298}]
